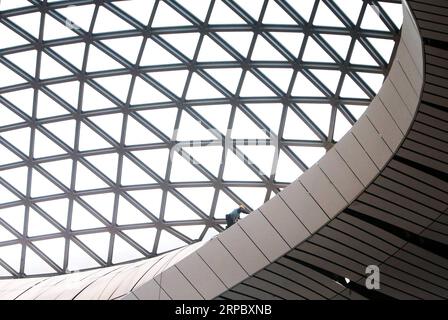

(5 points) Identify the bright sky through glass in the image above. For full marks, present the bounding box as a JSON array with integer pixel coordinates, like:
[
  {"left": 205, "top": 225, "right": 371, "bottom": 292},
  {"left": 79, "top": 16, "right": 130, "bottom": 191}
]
[{"left": 0, "top": 0, "right": 402, "bottom": 278}]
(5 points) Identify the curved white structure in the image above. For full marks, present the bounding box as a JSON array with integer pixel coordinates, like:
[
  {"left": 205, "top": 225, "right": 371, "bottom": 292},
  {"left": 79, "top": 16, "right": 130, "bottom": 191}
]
[{"left": 1, "top": 0, "right": 448, "bottom": 300}]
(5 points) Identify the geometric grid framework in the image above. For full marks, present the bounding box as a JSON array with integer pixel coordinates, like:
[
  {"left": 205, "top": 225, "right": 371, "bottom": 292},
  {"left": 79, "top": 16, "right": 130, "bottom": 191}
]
[{"left": 0, "top": 0, "right": 402, "bottom": 278}]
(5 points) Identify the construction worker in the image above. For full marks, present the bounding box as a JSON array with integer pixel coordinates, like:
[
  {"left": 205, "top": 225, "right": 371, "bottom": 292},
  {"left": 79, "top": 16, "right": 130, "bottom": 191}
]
[{"left": 225, "top": 204, "right": 251, "bottom": 229}]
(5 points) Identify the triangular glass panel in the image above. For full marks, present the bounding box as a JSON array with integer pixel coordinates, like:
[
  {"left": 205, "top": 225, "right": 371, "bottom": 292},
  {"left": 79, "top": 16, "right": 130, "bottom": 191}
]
[
  {"left": 203, "top": 227, "right": 219, "bottom": 241},
  {"left": 286, "top": 0, "right": 315, "bottom": 22},
  {"left": 0, "top": 264, "right": 11, "bottom": 277},
  {"left": 238, "top": 145, "right": 276, "bottom": 176},
  {"left": 290, "top": 146, "right": 326, "bottom": 168},
  {"left": 77, "top": 232, "right": 110, "bottom": 262},
  {"left": 82, "top": 83, "right": 116, "bottom": 111},
  {"left": 283, "top": 107, "right": 320, "bottom": 140},
  {"left": 71, "top": 201, "right": 105, "bottom": 231},
  {"left": 114, "top": 0, "right": 156, "bottom": 25},
  {"left": 0, "top": 244, "right": 22, "bottom": 272},
  {"left": 0, "top": 63, "right": 25, "bottom": 87},
  {"left": 0, "top": 224, "right": 16, "bottom": 242},
  {"left": 350, "top": 41, "right": 378, "bottom": 66},
  {"left": 182, "top": 146, "right": 223, "bottom": 177},
  {"left": 176, "top": 110, "right": 216, "bottom": 141},
  {"left": 186, "top": 73, "right": 224, "bottom": 100},
  {"left": 229, "top": 187, "right": 266, "bottom": 210},
  {"left": 93, "top": 6, "right": 134, "bottom": 33},
  {"left": 222, "top": 150, "right": 262, "bottom": 182},
  {"left": 28, "top": 208, "right": 60, "bottom": 237},
  {"left": 169, "top": 152, "right": 208, "bottom": 182},
  {"left": 1, "top": 88, "right": 34, "bottom": 117},
  {"left": 101, "top": 36, "right": 143, "bottom": 63},
  {"left": 132, "top": 148, "right": 169, "bottom": 178},
  {"left": 78, "top": 121, "right": 112, "bottom": 151},
  {"left": 31, "top": 169, "right": 63, "bottom": 197},
  {"left": 149, "top": 70, "right": 189, "bottom": 97},
  {"left": 368, "top": 38, "right": 395, "bottom": 62},
  {"left": 157, "top": 230, "right": 187, "bottom": 254},
  {"left": 259, "top": 68, "right": 293, "bottom": 92},
  {"left": 123, "top": 228, "right": 157, "bottom": 253},
  {"left": 206, "top": 68, "right": 242, "bottom": 94},
  {"left": 6, "top": 50, "right": 37, "bottom": 77},
  {"left": 340, "top": 74, "right": 369, "bottom": 99},
  {"left": 137, "top": 108, "right": 177, "bottom": 138},
  {"left": 126, "top": 116, "right": 162, "bottom": 146},
  {"left": 75, "top": 162, "right": 109, "bottom": 191},
  {"left": 40, "top": 52, "right": 72, "bottom": 79},
  {"left": 36, "top": 91, "right": 69, "bottom": 119},
  {"left": 80, "top": 193, "right": 115, "bottom": 223},
  {"left": 197, "top": 36, "right": 236, "bottom": 62},
  {"left": 0, "top": 166, "right": 27, "bottom": 195},
  {"left": 177, "top": 0, "right": 211, "bottom": 22},
  {"left": 117, "top": 196, "right": 151, "bottom": 225},
  {"left": 270, "top": 32, "right": 304, "bottom": 57},
  {"left": 0, "top": 143, "right": 21, "bottom": 166},
  {"left": 56, "top": 4, "right": 95, "bottom": 32},
  {"left": 246, "top": 103, "right": 283, "bottom": 135},
  {"left": 0, "top": 23, "right": 29, "bottom": 49},
  {"left": 33, "top": 129, "right": 66, "bottom": 158},
  {"left": 43, "top": 119, "right": 76, "bottom": 149},
  {"left": 310, "top": 69, "right": 341, "bottom": 93},
  {"left": 112, "top": 235, "right": 145, "bottom": 264},
  {"left": 303, "top": 37, "right": 334, "bottom": 63},
  {"left": 0, "top": 182, "right": 20, "bottom": 207},
  {"left": 300, "top": 103, "right": 332, "bottom": 135},
  {"left": 345, "top": 104, "right": 368, "bottom": 121},
  {"left": 39, "top": 159, "right": 73, "bottom": 188},
  {"left": 176, "top": 187, "right": 215, "bottom": 214},
  {"left": 252, "top": 35, "right": 286, "bottom": 61},
  {"left": 313, "top": 1, "right": 345, "bottom": 27},
  {"left": 152, "top": 1, "right": 193, "bottom": 27},
  {"left": 0, "top": 127, "right": 30, "bottom": 156},
  {"left": 131, "top": 76, "right": 170, "bottom": 105},
  {"left": 192, "top": 104, "right": 231, "bottom": 135},
  {"left": 67, "top": 240, "right": 101, "bottom": 272},
  {"left": 89, "top": 113, "right": 123, "bottom": 143},
  {"left": 217, "top": 31, "right": 254, "bottom": 58},
  {"left": 236, "top": 0, "right": 264, "bottom": 20},
  {"left": 140, "top": 38, "right": 181, "bottom": 66},
  {"left": 321, "top": 34, "right": 352, "bottom": 59},
  {"left": 0, "top": 103, "right": 24, "bottom": 127},
  {"left": 361, "top": 4, "right": 389, "bottom": 31},
  {"left": 333, "top": 0, "right": 363, "bottom": 25},
  {"left": 240, "top": 71, "right": 275, "bottom": 97},
  {"left": 24, "top": 248, "right": 56, "bottom": 275},
  {"left": 127, "top": 189, "right": 163, "bottom": 218},
  {"left": 47, "top": 81, "right": 80, "bottom": 108},
  {"left": 214, "top": 191, "right": 240, "bottom": 219},
  {"left": 291, "top": 72, "right": 324, "bottom": 97},
  {"left": 86, "top": 45, "right": 123, "bottom": 73},
  {"left": 164, "top": 193, "right": 201, "bottom": 221},
  {"left": 32, "top": 237, "right": 66, "bottom": 268},
  {"left": 159, "top": 33, "right": 199, "bottom": 59},
  {"left": 379, "top": 2, "right": 403, "bottom": 29},
  {"left": 263, "top": 0, "right": 296, "bottom": 24},
  {"left": 121, "top": 157, "right": 156, "bottom": 186},
  {"left": 9, "top": 12, "right": 41, "bottom": 39},
  {"left": 333, "top": 109, "right": 353, "bottom": 141},
  {"left": 172, "top": 225, "right": 205, "bottom": 241},
  {"left": 0, "top": 206, "right": 24, "bottom": 233},
  {"left": 274, "top": 150, "right": 304, "bottom": 183},
  {"left": 357, "top": 72, "right": 384, "bottom": 93},
  {"left": 95, "top": 75, "right": 131, "bottom": 103},
  {"left": 209, "top": 0, "right": 247, "bottom": 24},
  {"left": 37, "top": 198, "right": 68, "bottom": 227},
  {"left": 43, "top": 14, "right": 77, "bottom": 41},
  {"left": 232, "top": 108, "right": 270, "bottom": 139},
  {"left": 85, "top": 153, "right": 118, "bottom": 182}
]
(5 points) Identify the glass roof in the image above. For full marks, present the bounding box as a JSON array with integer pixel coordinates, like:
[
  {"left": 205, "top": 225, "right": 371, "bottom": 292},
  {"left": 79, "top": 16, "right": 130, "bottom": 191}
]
[{"left": 0, "top": 0, "right": 402, "bottom": 278}]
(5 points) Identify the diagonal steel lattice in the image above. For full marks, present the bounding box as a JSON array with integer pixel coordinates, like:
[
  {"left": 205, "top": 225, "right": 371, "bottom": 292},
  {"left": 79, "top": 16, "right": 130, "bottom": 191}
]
[{"left": 0, "top": 0, "right": 401, "bottom": 278}]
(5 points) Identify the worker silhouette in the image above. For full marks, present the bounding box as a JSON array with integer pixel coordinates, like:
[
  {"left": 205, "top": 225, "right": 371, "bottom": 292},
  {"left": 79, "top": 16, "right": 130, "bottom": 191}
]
[{"left": 225, "top": 205, "right": 251, "bottom": 229}]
